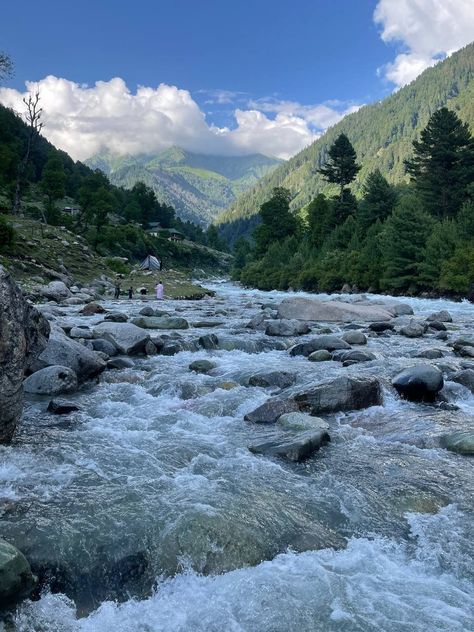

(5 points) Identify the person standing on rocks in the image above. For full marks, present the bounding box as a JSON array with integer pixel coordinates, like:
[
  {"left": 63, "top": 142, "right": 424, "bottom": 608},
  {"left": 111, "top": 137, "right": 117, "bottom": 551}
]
[
  {"left": 155, "top": 280, "right": 164, "bottom": 300},
  {"left": 128, "top": 286, "right": 133, "bottom": 300},
  {"left": 114, "top": 279, "right": 121, "bottom": 299}
]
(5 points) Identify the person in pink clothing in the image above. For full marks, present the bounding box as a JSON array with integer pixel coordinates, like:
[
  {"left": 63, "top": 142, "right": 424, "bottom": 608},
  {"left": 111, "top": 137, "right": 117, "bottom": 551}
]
[{"left": 155, "top": 280, "right": 164, "bottom": 300}]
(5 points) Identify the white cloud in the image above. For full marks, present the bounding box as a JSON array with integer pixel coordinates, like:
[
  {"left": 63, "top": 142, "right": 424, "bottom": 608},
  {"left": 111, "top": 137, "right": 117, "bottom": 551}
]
[
  {"left": 0, "top": 76, "right": 360, "bottom": 161},
  {"left": 374, "top": 0, "right": 474, "bottom": 88}
]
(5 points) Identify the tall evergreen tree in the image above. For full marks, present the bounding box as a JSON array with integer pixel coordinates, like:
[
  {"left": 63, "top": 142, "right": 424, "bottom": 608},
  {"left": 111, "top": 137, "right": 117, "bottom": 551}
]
[
  {"left": 419, "top": 219, "right": 459, "bottom": 288},
  {"left": 358, "top": 169, "right": 398, "bottom": 229},
  {"left": 306, "top": 194, "right": 334, "bottom": 248},
  {"left": 405, "top": 107, "right": 474, "bottom": 218},
  {"left": 253, "top": 187, "right": 297, "bottom": 255},
  {"left": 319, "top": 133, "right": 360, "bottom": 201}
]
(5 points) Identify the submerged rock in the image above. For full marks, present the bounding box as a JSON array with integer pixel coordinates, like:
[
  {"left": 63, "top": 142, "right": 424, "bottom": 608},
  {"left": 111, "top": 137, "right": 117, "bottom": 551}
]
[
  {"left": 295, "top": 376, "right": 382, "bottom": 414},
  {"left": 277, "top": 412, "right": 329, "bottom": 432},
  {"left": 440, "top": 431, "right": 474, "bottom": 455},
  {"left": 0, "top": 266, "right": 50, "bottom": 442},
  {"left": 415, "top": 349, "right": 445, "bottom": 359},
  {"left": 47, "top": 399, "right": 81, "bottom": 414},
  {"left": 24, "top": 365, "right": 78, "bottom": 395},
  {"left": 0, "top": 540, "right": 37, "bottom": 606},
  {"left": 392, "top": 365, "right": 444, "bottom": 402},
  {"left": 290, "top": 335, "right": 351, "bottom": 357},
  {"left": 249, "top": 430, "right": 330, "bottom": 462}
]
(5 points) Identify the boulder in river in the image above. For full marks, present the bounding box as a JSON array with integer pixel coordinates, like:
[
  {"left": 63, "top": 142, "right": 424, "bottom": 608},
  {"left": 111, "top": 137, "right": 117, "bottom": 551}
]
[
  {"left": 244, "top": 398, "right": 299, "bottom": 424},
  {"left": 290, "top": 335, "right": 351, "bottom": 357},
  {"left": 415, "top": 349, "right": 445, "bottom": 359},
  {"left": 91, "top": 338, "right": 117, "bottom": 356},
  {"left": 427, "top": 320, "right": 447, "bottom": 331},
  {"left": 249, "top": 430, "right": 330, "bottom": 462},
  {"left": 451, "top": 369, "right": 474, "bottom": 393},
  {"left": 47, "top": 399, "right": 81, "bottom": 414},
  {"left": 440, "top": 431, "right": 474, "bottom": 455},
  {"left": 104, "top": 312, "right": 128, "bottom": 323},
  {"left": 131, "top": 316, "right": 189, "bottom": 330},
  {"left": 333, "top": 349, "right": 376, "bottom": 366},
  {"left": 93, "top": 322, "right": 150, "bottom": 355},
  {"left": 107, "top": 357, "right": 135, "bottom": 370},
  {"left": 308, "top": 350, "right": 332, "bottom": 362},
  {"left": 427, "top": 310, "right": 452, "bottom": 323},
  {"left": 24, "top": 365, "right": 78, "bottom": 395},
  {"left": 277, "top": 412, "right": 329, "bottom": 432},
  {"left": 392, "top": 365, "right": 443, "bottom": 402},
  {"left": 277, "top": 297, "right": 393, "bottom": 322},
  {"left": 368, "top": 322, "right": 395, "bottom": 333},
  {"left": 80, "top": 302, "right": 105, "bottom": 316},
  {"left": 198, "top": 334, "right": 219, "bottom": 350},
  {"left": 33, "top": 328, "right": 106, "bottom": 380},
  {"left": 294, "top": 375, "right": 382, "bottom": 414},
  {"left": 40, "top": 280, "right": 72, "bottom": 302},
  {"left": 248, "top": 371, "right": 296, "bottom": 389},
  {"left": 0, "top": 540, "right": 37, "bottom": 606},
  {"left": 189, "top": 359, "right": 216, "bottom": 374},
  {"left": 69, "top": 326, "right": 94, "bottom": 340},
  {"left": 0, "top": 265, "right": 50, "bottom": 442},
  {"left": 399, "top": 322, "right": 426, "bottom": 338},
  {"left": 341, "top": 330, "right": 367, "bottom": 345},
  {"left": 265, "top": 320, "right": 310, "bottom": 337}
]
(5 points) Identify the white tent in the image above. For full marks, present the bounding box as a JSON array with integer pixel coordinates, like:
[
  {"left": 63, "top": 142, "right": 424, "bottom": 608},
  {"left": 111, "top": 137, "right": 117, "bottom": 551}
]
[{"left": 139, "top": 255, "right": 161, "bottom": 271}]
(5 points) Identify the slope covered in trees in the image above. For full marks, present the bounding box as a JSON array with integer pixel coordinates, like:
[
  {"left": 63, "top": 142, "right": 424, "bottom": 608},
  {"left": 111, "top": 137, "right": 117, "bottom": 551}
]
[
  {"left": 86, "top": 147, "right": 281, "bottom": 226},
  {"left": 219, "top": 43, "right": 474, "bottom": 240},
  {"left": 234, "top": 108, "right": 474, "bottom": 297}
]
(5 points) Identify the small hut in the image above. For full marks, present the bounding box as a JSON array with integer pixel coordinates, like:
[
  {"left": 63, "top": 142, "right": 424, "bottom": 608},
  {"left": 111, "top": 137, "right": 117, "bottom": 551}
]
[{"left": 139, "top": 255, "right": 162, "bottom": 271}]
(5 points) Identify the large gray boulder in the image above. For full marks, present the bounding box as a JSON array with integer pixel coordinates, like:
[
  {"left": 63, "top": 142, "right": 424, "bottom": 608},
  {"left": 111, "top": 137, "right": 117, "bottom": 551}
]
[
  {"left": 277, "top": 297, "right": 392, "bottom": 322},
  {"left": 33, "top": 328, "right": 105, "bottom": 381},
  {"left": 440, "top": 431, "right": 474, "bottom": 455},
  {"left": 341, "top": 330, "right": 367, "bottom": 345},
  {"left": 265, "top": 320, "right": 310, "bottom": 336},
  {"left": 392, "top": 365, "right": 443, "bottom": 402},
  {"left": 0, "top": 540, "right": 37, "bottom": 606},
  {"left": 24, "top": 365, "right": 78, "bottom": 395},
  {"left": 0, "top": 266, "right": 50, "bottom": 442},
  {"left": 93, "top": 322, "right": 150, "bottom": 355},
  {"left": 40, "top": 280, "right": 72, "bottom": 302},
  {"left": 294, "top": 376, "right": 382, "bottom": 414},
  {"left": 249, "top": 430, "right": 330, "bottom": 462},
  {"left": 248, "top": 371, "right": 296, "bottom": 389},
  {"left": 290, "top": 335, "right": 351, "bottom": 357},
  {"left": 427, "top": 310, "right": 452, "bottom": 323},
  {"left": 399, "top": 322, "right": 426, "bottom": 338},
  {"left": 451, "top": 369, "right": 474, "bottom": 393},
  {"left": 131, "top": 316, "right": 189, "bottom": 330}
]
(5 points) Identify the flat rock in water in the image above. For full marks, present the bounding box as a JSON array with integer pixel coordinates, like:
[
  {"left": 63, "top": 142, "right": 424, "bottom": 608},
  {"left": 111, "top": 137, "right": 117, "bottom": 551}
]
[
  {"left": 440, "top": 431, "right": 474, "bottom": 455},
  {"left": 295, "top": 376, "right": 382, "bottom": 414},
  {"left": 277, "top": 412, "right": 329, "bottom": 432},
  {"left": 0, "top": 540, "right": 37, "bottom": 606},
  {"left": 244, "top": 398, "right": 299, "bottom": 424},
  {"left": 249, "top": 430, "right": 330, "bottom": 462},
  {"left": 192, "top": 321, "right": 225, "bottom": 328},
  {"left": 47, "top": 399, "right": 81, "bottom": 414},
  {"left": 131, "top": 316, "right": 189, "bottom": 330},
  {"left": 93, "top": 322, "right": 150, "bottom": 355},
  {"left": 248, "top": 371, "right": 296, "bottom": 389},
  {"left": 277, "top": 297, "right": 392, "bottom": 322},
  {"left": 392, "top": 365, "right": 443, "bottom": 402},
  {"left": 24, "top": 365, "right": 78, "bottom": 395}
]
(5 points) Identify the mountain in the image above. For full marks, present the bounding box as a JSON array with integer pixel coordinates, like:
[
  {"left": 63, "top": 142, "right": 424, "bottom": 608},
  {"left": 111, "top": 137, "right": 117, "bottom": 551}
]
[
  {"left": 218, "top": 42, "right": 474, "bottom": 233},
  {"left": 86, "top": 147, "right": 281, "bottom": 226}
]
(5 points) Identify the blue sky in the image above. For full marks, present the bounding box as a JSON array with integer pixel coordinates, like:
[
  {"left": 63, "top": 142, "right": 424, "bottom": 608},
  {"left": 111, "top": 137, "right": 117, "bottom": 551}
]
[{"left": 1, "top": 0, "right": 472, "bottom": 160}]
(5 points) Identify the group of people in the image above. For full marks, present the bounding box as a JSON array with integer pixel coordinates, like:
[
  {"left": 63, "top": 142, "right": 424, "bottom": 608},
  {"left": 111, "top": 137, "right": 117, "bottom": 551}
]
[{"left": 113, "top": 279, "right": 164, "bottom": 300}]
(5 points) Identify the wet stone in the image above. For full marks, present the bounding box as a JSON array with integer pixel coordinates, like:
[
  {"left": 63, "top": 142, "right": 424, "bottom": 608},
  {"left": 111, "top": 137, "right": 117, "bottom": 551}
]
[{"left": 249, "top": 430, "right": 330, "bottom": 462}]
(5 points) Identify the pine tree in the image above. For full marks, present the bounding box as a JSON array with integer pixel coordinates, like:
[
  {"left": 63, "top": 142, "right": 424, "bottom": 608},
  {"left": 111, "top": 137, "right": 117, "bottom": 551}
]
[
  {"left": 253, "top": 187, "right": 297, "bottom": 255},
  {"left": 306, "top": 194, "right": 334, "bottom": 247},
  {"left": 41, "top": 153, "right": 66, "bottom": 204},
  {"left": 419, "top": 219, "right": 459, "bottom": 289},
  {"left": 356, "top": 220, "right": 384, "bottom": 290},
  {"left": 405, "top": 107, "right": 474, "bottom": 218},
  {"left": 358, "top": 169, "right": 398, "bottom": 229},
  {"left": 380, "top": 195, "right": 434, "bottom": 290},
  {"left": 319, "top": 133, "right": 360, "bottom": 201}
]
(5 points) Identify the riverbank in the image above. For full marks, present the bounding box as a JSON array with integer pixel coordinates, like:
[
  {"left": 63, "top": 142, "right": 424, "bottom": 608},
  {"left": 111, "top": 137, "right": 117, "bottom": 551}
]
[{"left": 1, "top": 281, "right": 473, "bottom": 630}]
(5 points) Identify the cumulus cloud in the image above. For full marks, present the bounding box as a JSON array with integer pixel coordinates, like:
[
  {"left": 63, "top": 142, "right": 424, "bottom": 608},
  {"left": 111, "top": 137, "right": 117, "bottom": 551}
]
[
  {"left": 374, "top": 0, "right": 474, "bottom": 88},
  {"left": 0, "top": 76, "right": 359, "bottom": 161}
]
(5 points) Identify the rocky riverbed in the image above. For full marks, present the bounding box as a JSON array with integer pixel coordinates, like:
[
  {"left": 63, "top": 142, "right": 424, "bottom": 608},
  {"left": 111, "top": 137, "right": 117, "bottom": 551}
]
[{"left": 1, "top": 281, "right": 474, "bottom": 630}]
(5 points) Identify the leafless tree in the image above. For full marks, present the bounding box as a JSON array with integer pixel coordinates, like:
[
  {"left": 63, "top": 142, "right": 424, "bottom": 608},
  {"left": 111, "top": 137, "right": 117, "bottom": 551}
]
[{"left": 12, "top": 91, "right": 45, "bottom": 216}]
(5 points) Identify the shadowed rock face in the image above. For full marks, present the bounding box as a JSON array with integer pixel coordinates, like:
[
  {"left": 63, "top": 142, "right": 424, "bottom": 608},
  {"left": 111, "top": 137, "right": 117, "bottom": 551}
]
[{"left": 0, "top": 266, "right": 50, "bottom": 442}]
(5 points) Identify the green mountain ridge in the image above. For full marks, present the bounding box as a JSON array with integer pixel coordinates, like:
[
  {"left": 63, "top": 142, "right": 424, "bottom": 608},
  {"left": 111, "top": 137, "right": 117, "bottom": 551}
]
[
  {"left": 86, "top": 148, "right": 281, "bottom": 226},
  {"left": 219, "top": 42, "right": 474, "bottom": 231}
]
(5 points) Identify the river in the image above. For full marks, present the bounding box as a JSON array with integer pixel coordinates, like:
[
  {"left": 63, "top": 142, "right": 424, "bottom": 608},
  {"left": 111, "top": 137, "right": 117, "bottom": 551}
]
[{"left": 1, "top": 282, "right": 474, "bottom": 631}]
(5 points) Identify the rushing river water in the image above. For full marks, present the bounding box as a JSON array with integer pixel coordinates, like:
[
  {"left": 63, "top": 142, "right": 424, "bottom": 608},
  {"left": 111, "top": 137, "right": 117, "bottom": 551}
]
[{"left": 1, "top": 282, "right": 474, "bottom": 631}]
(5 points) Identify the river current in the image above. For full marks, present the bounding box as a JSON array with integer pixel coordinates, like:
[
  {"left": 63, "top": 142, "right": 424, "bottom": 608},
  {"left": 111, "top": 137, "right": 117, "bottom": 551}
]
[{"left": 1, "top": 282, "right": 473, "bottom": 631}]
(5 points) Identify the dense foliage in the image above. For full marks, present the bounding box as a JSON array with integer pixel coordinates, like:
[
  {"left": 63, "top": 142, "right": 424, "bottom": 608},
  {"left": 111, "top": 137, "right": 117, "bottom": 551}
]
[
  {"left": 219, "top": 43, "right": 474, "bottom": 242},
  {"left": 235, "top": 111, "right": 474, "bottom": 297},
  {"left": 0, "top": 102, "right": 227, "bottom": 262}
]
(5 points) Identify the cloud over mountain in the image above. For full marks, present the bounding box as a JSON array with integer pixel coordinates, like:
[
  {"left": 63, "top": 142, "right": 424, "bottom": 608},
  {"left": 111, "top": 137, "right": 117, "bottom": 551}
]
[
  {"left": 375, "top": 0, "right": 474, "bottom": 87},
  {"left": 0, "top": 77, "right": 355, "bottom": 161}
]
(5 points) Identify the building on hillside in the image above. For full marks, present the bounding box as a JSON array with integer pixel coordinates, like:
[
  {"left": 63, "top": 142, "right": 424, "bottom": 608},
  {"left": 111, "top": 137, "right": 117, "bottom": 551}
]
[
  {"left": 146, "top": 222, "right": 161, "bottom": 237},
  {"left": 160, "top": 228, "right": 185, "bottom": 242}
]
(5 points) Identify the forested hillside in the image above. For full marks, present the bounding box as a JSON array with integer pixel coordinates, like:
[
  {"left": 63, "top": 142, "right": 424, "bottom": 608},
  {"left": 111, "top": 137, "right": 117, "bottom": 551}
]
[
  {"left": 220, "top": 43, "right": 474, "bottom": 240},
  {"left": 87, "top": 147, "right": 281, "bottom": 226},
  {"left": 234, "top": 107, "right": 474, "bottom": 297}
]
